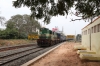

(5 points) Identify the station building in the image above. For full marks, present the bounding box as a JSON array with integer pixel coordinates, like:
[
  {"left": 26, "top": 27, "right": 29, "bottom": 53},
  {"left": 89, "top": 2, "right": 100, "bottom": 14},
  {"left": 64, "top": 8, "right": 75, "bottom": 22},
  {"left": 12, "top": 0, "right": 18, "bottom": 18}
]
[{"left": 82, "top": 16, "right": 100, "bottom": 54}]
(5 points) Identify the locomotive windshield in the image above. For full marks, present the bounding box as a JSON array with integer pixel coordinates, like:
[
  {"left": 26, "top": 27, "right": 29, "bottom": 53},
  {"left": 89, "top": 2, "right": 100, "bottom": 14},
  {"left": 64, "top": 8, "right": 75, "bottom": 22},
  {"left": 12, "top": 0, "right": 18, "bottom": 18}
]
[{"left": 40, "top": 28, "right": 49, "bottom": 34}]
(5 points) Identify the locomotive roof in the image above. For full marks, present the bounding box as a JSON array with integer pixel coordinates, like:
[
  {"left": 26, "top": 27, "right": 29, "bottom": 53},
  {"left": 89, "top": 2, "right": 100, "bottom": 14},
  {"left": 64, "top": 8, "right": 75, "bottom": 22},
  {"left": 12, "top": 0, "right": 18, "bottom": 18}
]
[{"left": 40, "top": 27, "right": 53, "bottom": 32}]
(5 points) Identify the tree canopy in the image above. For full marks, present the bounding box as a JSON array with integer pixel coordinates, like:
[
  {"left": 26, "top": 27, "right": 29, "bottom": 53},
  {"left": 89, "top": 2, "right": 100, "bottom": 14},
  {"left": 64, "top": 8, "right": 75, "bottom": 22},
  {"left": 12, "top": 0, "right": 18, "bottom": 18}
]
[
  {"left": 0, "top": 14, "right": 41, "bottom": 39},
  {"left": 0, "top": 16, "right": 5, "bottom": 25},
  {"left": 6, "top": 14, "right": 41, "bottom": 35},
  {"left": 13, "top": 0, "right": 100, "bottom": 24}
]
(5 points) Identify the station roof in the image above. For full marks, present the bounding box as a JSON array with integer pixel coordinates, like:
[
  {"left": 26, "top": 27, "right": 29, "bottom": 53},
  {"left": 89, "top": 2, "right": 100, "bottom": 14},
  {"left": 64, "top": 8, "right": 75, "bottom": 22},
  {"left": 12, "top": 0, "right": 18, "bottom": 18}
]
[{"left": 82, "top": 16, "right": 100, "bottom": 30}]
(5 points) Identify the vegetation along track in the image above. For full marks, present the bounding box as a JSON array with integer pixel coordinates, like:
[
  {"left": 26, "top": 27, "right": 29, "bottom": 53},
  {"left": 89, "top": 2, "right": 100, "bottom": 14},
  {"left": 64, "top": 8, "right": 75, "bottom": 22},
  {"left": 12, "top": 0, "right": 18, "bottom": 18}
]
[
  {"left": 0, "top": 45, "right": 43, "bottom": 66},
  {"left": 0, "top": 44, "right": 36, "bottom": 52}
]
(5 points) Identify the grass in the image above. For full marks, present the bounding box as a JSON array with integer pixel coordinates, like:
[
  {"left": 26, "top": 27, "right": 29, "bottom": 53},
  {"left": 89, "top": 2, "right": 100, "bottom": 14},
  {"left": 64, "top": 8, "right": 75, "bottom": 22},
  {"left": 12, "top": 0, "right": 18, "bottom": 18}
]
[{"left": 0, "top": 39, "right": 36, "bottom": 47}]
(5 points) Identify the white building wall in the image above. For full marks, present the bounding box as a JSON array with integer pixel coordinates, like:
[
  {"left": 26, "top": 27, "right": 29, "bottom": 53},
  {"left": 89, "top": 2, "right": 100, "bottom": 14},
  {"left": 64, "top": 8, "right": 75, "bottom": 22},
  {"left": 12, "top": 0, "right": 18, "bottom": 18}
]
[
  {"left": 82, "top": 17, "right": 100, "bottom": 54},
  {"left": 82, "top": 26, "right": 90, "bottom": 50}
]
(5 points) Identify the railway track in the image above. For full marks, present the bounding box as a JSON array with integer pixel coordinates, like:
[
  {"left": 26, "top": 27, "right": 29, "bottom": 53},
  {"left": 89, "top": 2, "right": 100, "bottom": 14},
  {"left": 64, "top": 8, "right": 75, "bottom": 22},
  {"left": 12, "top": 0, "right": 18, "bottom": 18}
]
[
  {"left": 0, "top": 45, "right": 43, "bottom": 66},
  {"left": 0, "top": 42, "right": 65, "bottom": 66},
  {"left": 0, "top": 43, "right": 36, "bottom": 52}
]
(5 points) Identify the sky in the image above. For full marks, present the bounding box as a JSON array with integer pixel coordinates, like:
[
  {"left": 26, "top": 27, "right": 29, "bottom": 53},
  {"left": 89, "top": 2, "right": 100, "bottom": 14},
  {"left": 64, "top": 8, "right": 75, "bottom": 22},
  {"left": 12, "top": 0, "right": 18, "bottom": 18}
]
[{"left": 0, "top": 0, "right": 89, "bottom": 35}]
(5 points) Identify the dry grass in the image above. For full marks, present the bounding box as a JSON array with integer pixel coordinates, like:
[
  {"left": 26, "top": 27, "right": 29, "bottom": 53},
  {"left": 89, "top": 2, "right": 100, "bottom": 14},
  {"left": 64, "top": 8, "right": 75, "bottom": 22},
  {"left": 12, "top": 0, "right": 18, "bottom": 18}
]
[{"left": 0, "top": 39, "right": 36, "bottom": 47}]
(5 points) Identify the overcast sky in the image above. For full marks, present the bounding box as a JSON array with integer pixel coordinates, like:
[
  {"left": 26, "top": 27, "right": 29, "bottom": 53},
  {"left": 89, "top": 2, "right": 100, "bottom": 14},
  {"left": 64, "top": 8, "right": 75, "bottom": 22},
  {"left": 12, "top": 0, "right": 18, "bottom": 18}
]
[{"left": 0, "top": 0, "right": 89, "bottom": 35}]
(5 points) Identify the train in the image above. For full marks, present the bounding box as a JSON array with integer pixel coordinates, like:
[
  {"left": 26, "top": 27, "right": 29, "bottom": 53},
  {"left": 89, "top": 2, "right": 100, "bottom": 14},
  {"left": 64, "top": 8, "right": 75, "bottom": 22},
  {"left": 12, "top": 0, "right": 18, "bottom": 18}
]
[
  {"left": 66, "top": 35, "right": 75, "bottom": 41},
  {"left": 37, "top": 27, "right": 66, "bottom": 47}
]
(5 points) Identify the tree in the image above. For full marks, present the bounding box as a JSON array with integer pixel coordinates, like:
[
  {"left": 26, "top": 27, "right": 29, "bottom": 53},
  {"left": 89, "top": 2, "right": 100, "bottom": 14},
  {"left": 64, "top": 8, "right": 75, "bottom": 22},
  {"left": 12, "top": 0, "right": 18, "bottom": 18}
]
[
  {"left": 75, "top": 0, "right": 100, "bottom": 21},
  {"left": 0, "top": 16, "right": 5, "bottom": 23},
  {"left": 76, "top": 34, "right": 81, "bottom": 42},
  {"left": 13, "top": 0, "right": 74, "bottom": 24},
  {"left": 0, "top": 11, "right": 5, "bottom": 25},
  {"left": 6, "top": 14, "right": 41, "bottom": 36},
  {"left": 0, "top": 16, "right": 5, "bottom": 26},
  {"left": 0, "top": 14, "right": 41, "bottom": 39},
  {"left": 13, "top": 0, "right": 100, "bottom": 24}
]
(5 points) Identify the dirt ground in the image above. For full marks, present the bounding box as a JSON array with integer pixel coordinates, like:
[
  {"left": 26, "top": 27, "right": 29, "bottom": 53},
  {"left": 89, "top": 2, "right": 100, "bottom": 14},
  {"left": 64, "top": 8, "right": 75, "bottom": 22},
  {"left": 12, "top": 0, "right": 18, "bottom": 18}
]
[
  {"left": 30, "top": 42, "right": 100, "bottom": 66},
  {"left": 0, "top": 39, "right": 36, "bottom": 47}
]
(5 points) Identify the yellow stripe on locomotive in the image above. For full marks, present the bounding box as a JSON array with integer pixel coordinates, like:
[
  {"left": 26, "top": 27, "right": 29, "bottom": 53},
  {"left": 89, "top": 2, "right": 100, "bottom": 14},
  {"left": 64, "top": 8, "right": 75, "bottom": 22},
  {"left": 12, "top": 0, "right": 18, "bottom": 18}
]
[{"left": 28, "top": 34, "right": 39, "bottom": 40}]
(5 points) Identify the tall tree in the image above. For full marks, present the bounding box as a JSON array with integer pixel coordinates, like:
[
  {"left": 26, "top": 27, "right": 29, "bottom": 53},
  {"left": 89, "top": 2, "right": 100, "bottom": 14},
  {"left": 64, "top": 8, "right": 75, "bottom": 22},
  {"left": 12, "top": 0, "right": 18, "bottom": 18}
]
[
  {"left": 0, "top": 16, "right": 5, "bottom": 26},
  {"left": 13, "top": 0, "right": 100, "bottom": 24},
  {"left": 0, "top": 11, "right": 5, "bottom": 25},
  {"left": 6, "top": 14, "right": 41, "bottom": 35}
]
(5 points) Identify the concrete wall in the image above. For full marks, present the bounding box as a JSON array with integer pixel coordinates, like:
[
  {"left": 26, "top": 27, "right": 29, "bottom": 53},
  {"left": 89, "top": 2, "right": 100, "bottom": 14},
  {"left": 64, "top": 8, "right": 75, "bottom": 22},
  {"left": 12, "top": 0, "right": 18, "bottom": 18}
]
[
  {"left": 82, "top": 17, "right": 100, "bottom": 54},
  {"left": 91, "top": 32, "right": 100, "bottom": 54},
  {"left": 82, "top": 26, "right": 90, "bottom": 50}
]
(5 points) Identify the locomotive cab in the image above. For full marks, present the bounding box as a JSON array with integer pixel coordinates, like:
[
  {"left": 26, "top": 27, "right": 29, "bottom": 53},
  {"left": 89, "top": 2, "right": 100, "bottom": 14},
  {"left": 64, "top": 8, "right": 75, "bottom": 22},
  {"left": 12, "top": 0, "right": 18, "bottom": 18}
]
[{"left": 37, "top": 27, "right": 57, "bottom": 47}]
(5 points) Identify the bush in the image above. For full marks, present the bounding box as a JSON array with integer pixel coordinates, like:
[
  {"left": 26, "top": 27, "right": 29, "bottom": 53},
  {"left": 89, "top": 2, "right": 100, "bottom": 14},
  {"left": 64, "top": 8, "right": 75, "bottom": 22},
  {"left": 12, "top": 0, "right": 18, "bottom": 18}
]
[{"left": 0, "top": 28, "right": 18, "bottom": 39}]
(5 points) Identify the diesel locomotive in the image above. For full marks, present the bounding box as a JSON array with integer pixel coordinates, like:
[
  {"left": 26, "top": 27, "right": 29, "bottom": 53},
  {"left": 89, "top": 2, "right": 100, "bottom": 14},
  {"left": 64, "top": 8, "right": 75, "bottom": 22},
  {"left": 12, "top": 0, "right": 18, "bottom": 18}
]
[{"left": 37, "top": 27, "right": 66, "bottom": 47}]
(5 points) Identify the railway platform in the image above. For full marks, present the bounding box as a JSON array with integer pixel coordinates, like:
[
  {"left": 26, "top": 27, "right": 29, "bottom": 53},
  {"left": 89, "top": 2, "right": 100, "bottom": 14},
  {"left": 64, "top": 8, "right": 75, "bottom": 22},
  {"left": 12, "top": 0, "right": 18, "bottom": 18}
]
[{"left": 22, "top": 42, "right": 100, "bottom": 66}]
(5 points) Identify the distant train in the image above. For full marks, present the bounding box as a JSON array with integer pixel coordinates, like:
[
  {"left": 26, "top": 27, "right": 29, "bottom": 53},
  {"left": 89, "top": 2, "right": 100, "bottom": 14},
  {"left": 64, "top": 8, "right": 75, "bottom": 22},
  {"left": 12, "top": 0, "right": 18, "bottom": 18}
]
[
  {"left": 37, "top": 27, "right": 66, "bottom": 47},
  {"left": 66, "top": 35, "right": 75, "bottom": 41}
]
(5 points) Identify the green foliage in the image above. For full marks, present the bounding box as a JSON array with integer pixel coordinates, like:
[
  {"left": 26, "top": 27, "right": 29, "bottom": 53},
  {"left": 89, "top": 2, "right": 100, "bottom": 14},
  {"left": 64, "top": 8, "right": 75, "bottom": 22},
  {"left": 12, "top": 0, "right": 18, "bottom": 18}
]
[
  {"left": 0, "top": 14, "right": 41, "bottom": 39},
  {"left": 0, "top": 28, "right": 18, "bottom": 39},
  {"left": 18, "top": 32, "right": 27, "bottom": 39},
  {"left": 13, "top": 0, "right": 100, "bottom": 23},
  {"left": 76, "top": 34, "right": 81, "bottom": 41},
  {"left": 0, "top": 16, "right": 5, "bottom": 25},
  {"left": 6, "top": 14, "right": 41, "bottom": 35},
  {"left": 6, "top": 21, "right": 15, "bottom": 29},
  {"left": 13, "top": 0, "right": 74, "bottom": 24},
  {"left": 75, "top": 0, "right": 100, "bottom": 19}
]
